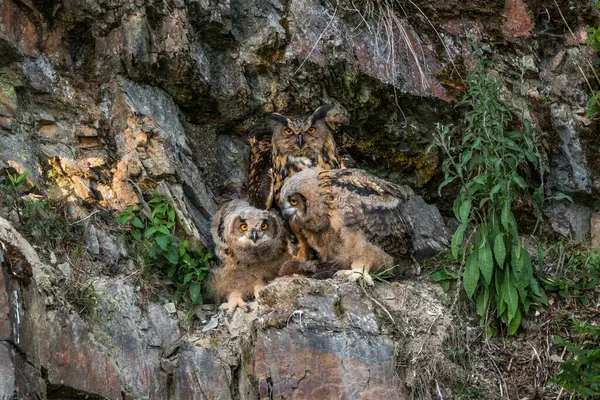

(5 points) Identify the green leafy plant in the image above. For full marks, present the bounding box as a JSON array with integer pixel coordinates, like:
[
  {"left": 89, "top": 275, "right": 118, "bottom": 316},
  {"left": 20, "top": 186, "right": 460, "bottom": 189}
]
[
  {"left": 430, "top": 267, "right": 459, "bottom": 293},
  {"left": 586, "top": 2, "right": 600, "bottom": 117},
  {"left": 0, "top": 170, "right": 29, "bottom": 223},
  {"left": 430, "top": 56, "right": 547, "bottom": 335},
  {"left": 65, "top": 281, "right": 101, "bottom": 318},
  {"left": 551, "top": 319, "right": 600, "bottom": 397},
  {"left": 117, "top": 195, "right": 213, "bottom": 304},
  {"left": 541, "top": 243, "right": 600, "bottom": 306}
]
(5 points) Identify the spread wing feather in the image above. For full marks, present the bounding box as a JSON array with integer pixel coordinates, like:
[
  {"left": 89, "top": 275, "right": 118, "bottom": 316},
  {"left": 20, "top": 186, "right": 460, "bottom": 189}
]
[{"left": 318, "top": 169, "right": 414, "bottom": 260}]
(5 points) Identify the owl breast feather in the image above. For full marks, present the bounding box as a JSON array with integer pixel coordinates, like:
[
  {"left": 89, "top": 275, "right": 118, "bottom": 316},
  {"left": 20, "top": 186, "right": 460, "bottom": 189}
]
[{"left": 287, "top": 156, "right": 313, "bottom": 167}]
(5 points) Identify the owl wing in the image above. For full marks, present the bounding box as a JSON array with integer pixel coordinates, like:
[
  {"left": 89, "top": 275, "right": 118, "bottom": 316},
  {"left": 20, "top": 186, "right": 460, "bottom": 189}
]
[
  {"left": 318, "top": 169, "right": 414, "bottom": 260},
  {"left": 248, "top": 136, "right": 273, "bottom": 209}
]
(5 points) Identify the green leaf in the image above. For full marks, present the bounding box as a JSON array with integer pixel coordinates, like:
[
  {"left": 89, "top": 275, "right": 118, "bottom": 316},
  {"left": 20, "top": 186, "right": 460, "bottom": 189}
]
[
  {"left": 517, "top": 252, "right": 533, "bottom": 288},
  {"left": 158, "top": 225, "right": 170, "bottom": 235},
  {"left": 476, "top": 288, "right": 490, "bottom": 319},
  {"left": 478, "top": 241, "right": 493, "bottom": 285},
  {"left": 152, "top": 204, "right": 166, "bottom": 218},
  {"left": 180, "top": 240, "right": 189, "bottom": 256},
  {"left": 131, "top": 217, "right": 144, "bottom": 228},
  {"left": 145, "top": 226, "right": 158, "bottom": 238},
  {"left": 493, "top": 233, "right": 506, "bottom": 267},
  {"left": 530, "top": 278, "right": 548, "bottom": 305},
  {"left": 503, "top": 273, "right": 519, "bottom": 322},
  {"left": 501, "top": 202, "right": 512, "bottom": 232},
  {"left": 552, "top": 193, "right": 573, "bottom": 203},
  {"left": 441, "top": 280, "right": 449, "bottom": 292},
  {"left": 463, "top": 251, "right": 480, "bottom": 300},
  {"left": 460, "top": 149, "right": 473, "bottom": 167},
  {"left": 512, "top": 175, "right": 528, "bottom": 189},
  {"left": 473, "top": 174, "right": 487, "bottom": 185},
  {"left": 430, "top": 270, "right": 448, "bottom": 281},
  {"left": 15, "top": 171, "right": 29, "bottom": 185},
  {"left": 148, "top": 196, "right": 164, "bottom": 204},
  {"left": 168, "top": 207, "right": 176, "bottom": 222},
  {"left": 167, "top": 249, "right": 179, "bottom": 264},
  {"left": 167, "top": 265, "right": 176, "bottom": 277},
  {"left": 189, "top": 283, "right": 202, "bottom": 304},
  {"left": 156, "top": 235, "right": 168, "bottom": 251},
  {"left": 507, "top": 308, "right": 522, "bottom": 336},
  {"left": 131, "top": 229, "right": 142, "bottom": 241},
  {"left": 184, "top": 273, "right": 193, "bottom": 284},
  {"left": 438, "top": 176, "right": 456, "bottom": 196},
  {"left": 451, "top": 224, "right": 466, "bottom": 260},
  {"left": 459, "top": 200, "right": 471, "bottom": 224}
]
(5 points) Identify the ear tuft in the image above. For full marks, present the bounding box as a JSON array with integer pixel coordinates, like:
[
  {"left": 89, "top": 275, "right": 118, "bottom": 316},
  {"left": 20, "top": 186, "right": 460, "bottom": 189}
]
[
  {"left": 265, "top": 113, "right": 288, "bottom": 128},
  {"left": 310, "top": 105, "right": 333, "bottom": 124}
]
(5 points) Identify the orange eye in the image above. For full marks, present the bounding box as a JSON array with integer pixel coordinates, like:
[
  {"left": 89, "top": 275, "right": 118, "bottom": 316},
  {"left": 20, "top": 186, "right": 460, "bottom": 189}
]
[
  {"left": 261, "top": 223, "right": 269, "bottom": 230},
  {"left": 240, "top": 223, "right": 248, "bottom": 231},
  {"left": 307, "top": 126, "right": 316, "bottom": 134},
  {"left": 290, "top": 198, "right": 298, "bottom": 206},
  {"left": 284, "top": 128, "right": 293, "bottom": 135}
]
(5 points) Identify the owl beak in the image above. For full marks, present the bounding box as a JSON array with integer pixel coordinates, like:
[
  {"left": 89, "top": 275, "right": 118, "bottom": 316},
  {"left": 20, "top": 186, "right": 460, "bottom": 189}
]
[
  {"left": 251, "top": 229, "right": 258, "bottom": 242},
  {"left": 297, "top": 134, "right": 304, "bottom": 148},
  {"left": 282, "top": 207, "right": 295, "bottom": 220}
]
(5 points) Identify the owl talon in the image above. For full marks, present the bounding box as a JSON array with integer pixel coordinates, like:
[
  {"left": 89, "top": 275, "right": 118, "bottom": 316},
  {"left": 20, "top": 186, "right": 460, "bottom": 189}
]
[
  {"left": 334, "top": 269, "right": 374, "bottom": 286},
  {"left": 220, "top": 297, "right": 247, "bottom": 314}
]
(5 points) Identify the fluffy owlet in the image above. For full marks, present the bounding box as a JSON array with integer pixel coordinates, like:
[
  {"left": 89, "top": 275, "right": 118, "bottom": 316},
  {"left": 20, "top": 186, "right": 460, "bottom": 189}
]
[
  {"left": 279, "top": 167, "right": 414, "bottom": 286},
  {"left": 209, "top": 199, "right": 291, "bottom": 312}
]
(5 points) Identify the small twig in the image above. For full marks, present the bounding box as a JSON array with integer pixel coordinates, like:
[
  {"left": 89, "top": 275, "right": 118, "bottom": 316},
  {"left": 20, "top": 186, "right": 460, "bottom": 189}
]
[
  {"left": 360, "top": 284, "right": 394, "bottom": 323},
  {"left": 415, "top": 313, "right": 442, "bottom": 357},
  {"left": 484, "top": 340, "right": 510, "bottom": 400},
  {"left": 69, "top": 210, "right": 99, "bottom": 225},
  {"left": 529, "top": 342, "right": 544, "bottom": 369},
  {"left": 62, "top": 246, "right": 87, "bottom": 274},
  {"left": 435, "top": 379, "right": 444, "bottom": 400},
  {"left": 287, "top": 309, "right": 305, "bottom": 331},
  {"left": 406, "top": 0, "right": 465, "bottom": 86},
  {"left": 449, "top": 229, "right": 476, "bottom": 314},
  {"left": 293, "top": 3, "right": 339, "bottom": 76},
  {"left": 553, "top": 0, "right": 600, "bottom": 99}
]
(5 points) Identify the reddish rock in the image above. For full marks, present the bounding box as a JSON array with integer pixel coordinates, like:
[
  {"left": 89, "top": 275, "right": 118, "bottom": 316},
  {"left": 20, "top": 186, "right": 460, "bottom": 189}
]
[
  {"left": 0, "top": 267, "right": 11, "bottom": 340},
  {"left": 254, "top": 327, "right": 406, "bottom": 400},
  {"left": 503, "top": 0, "right": 534, "bottom": 38},
  {"left": 566, "top": 27, "right": 588, "bottom": 46},
  {"left": 0, "top": 0, "right": 40, "bottom": 58},
  {"left": 18, "top": 285, "right": 123, "bottom": 399},
  {"left": 0, "top": 342, "right": 16, "bottom": 396},
  {"left": 173, "top": 345, "right": 233, "bottom": 400}
]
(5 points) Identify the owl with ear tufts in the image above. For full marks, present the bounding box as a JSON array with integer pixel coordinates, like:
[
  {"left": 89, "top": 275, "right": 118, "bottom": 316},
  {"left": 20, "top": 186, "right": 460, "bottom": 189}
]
[
  {"left": 209, "top": 199, "right": 292, "bottom": 312},
  {"left": 266, "top": 105, "right": 341, "bottom": 210},
  {"left": 279, "top": 167, "right": 415, "bottom": 286},
  {"left": 260, "top": 105, "right": 343, "bottom": 261}
]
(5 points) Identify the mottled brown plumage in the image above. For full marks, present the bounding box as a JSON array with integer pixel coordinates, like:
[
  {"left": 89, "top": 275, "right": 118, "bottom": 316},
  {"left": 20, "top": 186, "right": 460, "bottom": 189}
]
[
  {"left": 247, "top": 136, "right": 273, "bottom": 209},
  {"left": 280, "top": 168, "right": 414, "bottom": 285},
  {"left": 266, "top": 105, "right": 341, "bottom": 210},
  {"left": 262, "top": 105, "right": 344, "bottom": 261},
  {"left": 209, "top": 199, "right": 291, "bottom": 312}
]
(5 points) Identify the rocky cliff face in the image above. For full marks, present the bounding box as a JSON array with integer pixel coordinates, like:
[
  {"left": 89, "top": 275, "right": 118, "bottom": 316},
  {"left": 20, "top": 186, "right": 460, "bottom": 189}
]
[
  {"left": 1, "top": 216, "right": 457, "bottom": 399},
  {"left": 0, "top": 0, "right": 599, "bottom": 398}
]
